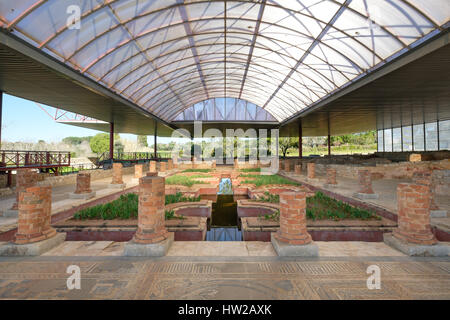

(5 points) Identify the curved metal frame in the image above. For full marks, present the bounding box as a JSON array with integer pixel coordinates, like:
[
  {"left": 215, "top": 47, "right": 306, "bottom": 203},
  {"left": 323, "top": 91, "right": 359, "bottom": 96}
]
[{"left": 0, "top": 0, "right": 445, "bottom": 122}]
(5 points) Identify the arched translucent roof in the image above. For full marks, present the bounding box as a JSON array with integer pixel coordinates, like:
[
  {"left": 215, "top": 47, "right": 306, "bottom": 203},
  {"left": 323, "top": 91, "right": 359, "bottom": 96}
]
[
  {"left": 173, "top": 97, "right": 277, "bottom": 121},
  {"left": 0, "top": 0, "right": 448, "bottom": 122}
]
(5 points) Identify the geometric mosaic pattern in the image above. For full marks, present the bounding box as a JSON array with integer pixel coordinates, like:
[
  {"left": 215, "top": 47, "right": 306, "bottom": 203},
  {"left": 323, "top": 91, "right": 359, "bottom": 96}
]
[{"left": 0, "top": 257, "right": 449, "bottom": 299}]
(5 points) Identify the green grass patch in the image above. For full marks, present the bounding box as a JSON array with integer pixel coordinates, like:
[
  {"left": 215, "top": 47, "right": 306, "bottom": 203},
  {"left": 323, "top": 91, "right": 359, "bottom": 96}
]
[
  {"left": 256, "top": 192, "right": 280, "bottom": 203},
  {"left": 260, "top": 191, "right": 380, "bottom": 222},
  {"left": 239, "top": 168, "right": 261, "bottom": 173},
  {"left": 182, "top": 168, "right": 212, "bottom": 173},
  {"left": 306, "top": 192, "right": 380, "bottom": 221},
  {"left": 74, "top": 192, "right": 200, "bottom": 220},
  {"left": 165, "top": 192, "right": 201, "bottom": 205},
  {"left": 240, "top": 174, "right": 301, "bottom": 187},
  {"left": 166, "top": 174, "right": 211, "bottom": 187}
]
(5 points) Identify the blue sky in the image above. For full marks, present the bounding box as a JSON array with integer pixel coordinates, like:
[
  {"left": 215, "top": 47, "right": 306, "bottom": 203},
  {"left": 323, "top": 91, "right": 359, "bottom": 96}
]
[{"left": 1, "top": 93, "right": 153, "bottom": 143}]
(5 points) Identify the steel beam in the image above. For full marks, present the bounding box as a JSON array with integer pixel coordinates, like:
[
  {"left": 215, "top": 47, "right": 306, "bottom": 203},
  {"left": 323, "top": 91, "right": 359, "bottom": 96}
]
[
  {"left": 110, "top": 122, "right": 114, "bottom": 161},
  {"left": 298, "top": 121, "right": 303, "bottom": 159}
]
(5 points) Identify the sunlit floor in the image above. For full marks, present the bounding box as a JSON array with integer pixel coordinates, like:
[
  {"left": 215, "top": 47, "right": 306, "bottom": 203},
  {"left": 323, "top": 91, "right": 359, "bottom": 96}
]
[{"left": 0, "top": 251, "right": 448, "bottom": 299}]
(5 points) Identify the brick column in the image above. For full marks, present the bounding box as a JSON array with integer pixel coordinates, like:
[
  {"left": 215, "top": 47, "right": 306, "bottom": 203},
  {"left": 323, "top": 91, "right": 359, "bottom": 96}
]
[
  {"left": 149, "top": 161, "right": 156, "bottom": 172},
  {"left": 295, "top": 164, "right": 302, "bottom": 175},
  {"left": 173, "top": 155, "right": 178, "bottom": 168},
  {"left": 111, "top": 162, "right": 124, "bottom": 184},
  {"left": 326, "top": 168, "right": 337, "bottom": 185},
  {"left": 393, "top": 183, "right": 437, "bottom": 245},
  {"left": 134, "top": 164, "right": 144, "bottom": 179},
  {"left": 75, "top": 173, "right": 92, "bottom": 194},
  {"left": 146, "top": 172, "right": 157, "bottom": 177},
  {"left": 15, "top": 186, "right": 56, "bottom": 244},
  {"left": 167, "top": 159, "right": 173, "bottom": 170},
  {"left": 273, "top": 192, "right": 312, "bottom": 245},
  {"left": 307, "top": 163, "right": 315, "bottom": 179},
  {"left": 212, "top": 160, "right": 216, "bottom": 169},
  {"left": 284, "top": 159, "right": 291, "bottom": 172},
  {"left": 159, "top": 162, "right": 166, "bottom": 172},
  {"left": 357, "top": 170, "right": 374, "bottom": 194},
  {"left": 132, "top": 176, "right": 170, "bottom": 244},
  {"left": 11, "top": 169, "right": 37, "bottom": 210},
  {"left": 412, "top": 171, "right": 439, "bottom": 211},
  {"left": 234, "top": 159, "right": 239, "bottom": 169}
]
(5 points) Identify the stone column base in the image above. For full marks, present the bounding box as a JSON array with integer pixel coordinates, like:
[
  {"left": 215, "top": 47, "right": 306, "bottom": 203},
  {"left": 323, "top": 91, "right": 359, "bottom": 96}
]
[
  {"left": 69, "top": 191, "right": 96, "bottom": 200},
  {"left": 353, "top": 192, "right": 379, "bottom": 200},
  {"left": 108, "top": 183, "right": 126, "bottom": 189},
  {"left": 0, "top": 233, "right": 66, "bottom": 256},
  {"left": 383, "top": 233, "right": 449, "bottom": 257},
  {"left": 123, "top": 233, "right": 174, "bottom": 257},
  {"left": 271, "top": 233, "right": 319, "bottom": 257},
  {"left": 430, "top": 210, "right": 448, "bottom": 218},
  {"left": 2, "top": 209, "right": 19, "bottom": 218}
]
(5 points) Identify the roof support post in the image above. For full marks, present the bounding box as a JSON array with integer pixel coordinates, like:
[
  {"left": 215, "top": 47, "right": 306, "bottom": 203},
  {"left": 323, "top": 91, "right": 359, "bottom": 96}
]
[
  {"left": 154, "top": 120, "right": 158, "bottom": 159},
  {"left": 109, "top": 122, "right": 114, "bottom": 161},
  {"left": 327, "top": 116, "right": 331, "bottom": 156},
  {"left": 0, "top": 91, "right": 3, "bottom": 149},
  {"left": 298, "top": 121, "right": 303, "bottom": 159}
]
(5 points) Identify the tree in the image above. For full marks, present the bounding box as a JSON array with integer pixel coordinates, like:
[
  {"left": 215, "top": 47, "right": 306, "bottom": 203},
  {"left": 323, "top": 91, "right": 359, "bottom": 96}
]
[
  {"left": 278, "top": 137, "right": 297, "bottom": 157},
  {"left": 137, "top": 135, "right": 148, "bottom": 147},
  {"left": 63, "top": 136, "right": 92, "bottom": 145},
  {"left": 89, "top": 133, "right": 110, "bottom": 155}
]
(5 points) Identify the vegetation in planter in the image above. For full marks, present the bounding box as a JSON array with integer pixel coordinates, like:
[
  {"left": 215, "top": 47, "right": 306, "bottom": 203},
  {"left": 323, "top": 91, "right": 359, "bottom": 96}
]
[
  {"left": 165, "top": 209, "right": 185, "bottom": 220},
  {"left": 166, "top": 174, "right": 211, "bottom": 187},
  {"left": 239, "top": 168, "right": 261, "bottom": 173},
  {"left": 306, "top": 192, "right": 380, "bottom": 221},
  {"left": 240, "top": 174, "right": 301, "bottom": 187},
  {"left": 165, "top": 192, "right": 201, "bottom": 205},
  {"left": 182, "top": 168, "right": 212, "bottom": 173},
  {"left": 259, "top": 191, "right": 380, "bottom": 221},
  {"left": 74, "top": 192, "right": 200, "bottom": 220},
  {"left": 262, "top": 209, "right": 280, "bottom": 222},
  {"left": 256, "top": 192, "right": 280, "bottom": 203},
  {"left": 74, "top": 193, "right": 138, "bottom": 220}
]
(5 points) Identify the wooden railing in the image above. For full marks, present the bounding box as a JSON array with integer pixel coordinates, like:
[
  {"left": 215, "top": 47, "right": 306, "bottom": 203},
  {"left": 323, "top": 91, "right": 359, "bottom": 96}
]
[{"left": 0, "top": 150, "right": 71, "bottom": 170}]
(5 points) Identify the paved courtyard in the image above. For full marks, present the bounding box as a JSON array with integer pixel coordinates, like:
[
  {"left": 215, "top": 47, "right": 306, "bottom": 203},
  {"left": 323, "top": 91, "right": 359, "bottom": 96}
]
[
  {"left": 0, "top": 255, "right": 448, "bottom": 300},
  {"left": 0, "top": 241, "right": 448, "bottom": 300}
]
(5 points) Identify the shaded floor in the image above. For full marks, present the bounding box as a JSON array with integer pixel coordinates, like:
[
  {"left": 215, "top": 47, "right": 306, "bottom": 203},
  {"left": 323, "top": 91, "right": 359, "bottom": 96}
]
[{"left": 0, "top": 254, "right": 448, "bottom": 299}]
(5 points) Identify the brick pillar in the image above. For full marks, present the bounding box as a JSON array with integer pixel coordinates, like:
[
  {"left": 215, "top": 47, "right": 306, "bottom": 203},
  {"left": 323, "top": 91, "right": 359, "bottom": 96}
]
[
  {"left": 192, "top": 158, "right": 197, "bottom": 169},
  {"left": 167, "top": 159, "right": 173, "bottom": 170},
  {"left": 212, "top": 160, "right": 216, "bottom": 169},
  {"left": 412, "top": 171, "right": 439, "bottom": 210},
  {"left": 15, "top": 186, "right": 56, "bottom": 244},
  {"left": 295, "top": 164, "right": 302, "bottom": 175},
  {"left": 134, "top": 164, "right": 144, "bottom": 179},
  {"left": 11, "top": 169, "right": 37, "bottom": 210},
  {"left": 75, "top": 173, "right": 92, "bottom": 194},
  {"left": 173, "top": 155, "right": 178, "bottom": 168},
  {"left": 159, "top": 161, "right": 166, "bottom": 172},
  {"left": 146, "top": 172, "right": 157, "bottom": 177},
  {"left": 111, "top": 162, "right": 124, "bottom": 184},
  {"left": 393, "top": 183, "right": 437, "bottom": 245},
  {"left": 149, "top": 161, "right": 156, "bottom": 172},
  {"left": 357, "top": 170, "right": 374, "bottom": 194},
  {"left": 234, "top": 159, "right": 239, "bottom": 169},
  {"left": 326, "top": 168, "right": 337, "bottom": 185},
  {"left": 132, "top": 176, "right": 170, "bottom": 244},
  {"left": 273, "top": 192, "right": 312, "bottom": 245},
  {"left": 307, "top": 163, "right": 315, "bottom": 179},
  {"left": 284, "top": 159, "right": 291, "bottom": 172}
]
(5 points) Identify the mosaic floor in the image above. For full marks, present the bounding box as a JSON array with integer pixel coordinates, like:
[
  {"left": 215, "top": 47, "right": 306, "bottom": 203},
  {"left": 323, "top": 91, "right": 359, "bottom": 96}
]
[{"left": 0, "top": 255, "right": 448, "bottom": 299}]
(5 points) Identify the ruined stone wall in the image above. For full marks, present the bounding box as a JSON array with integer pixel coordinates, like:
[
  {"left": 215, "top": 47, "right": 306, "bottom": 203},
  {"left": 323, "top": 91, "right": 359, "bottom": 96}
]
[{"left": 314, "top": 159, "right": 450, "bottom": 180}]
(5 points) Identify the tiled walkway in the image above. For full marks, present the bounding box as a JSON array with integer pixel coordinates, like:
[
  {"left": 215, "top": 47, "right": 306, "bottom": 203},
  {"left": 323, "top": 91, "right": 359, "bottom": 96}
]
[{"left": 0, "top": 253, "right": 448, "bottom": 299}]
